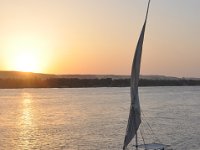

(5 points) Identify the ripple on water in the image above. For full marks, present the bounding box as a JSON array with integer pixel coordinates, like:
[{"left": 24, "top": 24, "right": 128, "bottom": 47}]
[{"left": 0, "top": 87, "right": 200, "bottom": 150}]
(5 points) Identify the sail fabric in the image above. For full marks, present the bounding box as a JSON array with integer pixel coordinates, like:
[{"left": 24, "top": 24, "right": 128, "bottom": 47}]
[{"left": 123, "top": 20, "right": 147, "bottom": 150}]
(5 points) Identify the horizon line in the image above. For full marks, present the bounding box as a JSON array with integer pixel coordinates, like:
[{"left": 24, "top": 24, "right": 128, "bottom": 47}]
[{"left": 0, "top": 70, "right": 200, "bottom": 79}]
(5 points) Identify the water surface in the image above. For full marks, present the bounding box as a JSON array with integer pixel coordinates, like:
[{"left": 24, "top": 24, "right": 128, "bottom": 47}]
[{"left": 0, "top": 87, "right": 200, "bottom": 150}]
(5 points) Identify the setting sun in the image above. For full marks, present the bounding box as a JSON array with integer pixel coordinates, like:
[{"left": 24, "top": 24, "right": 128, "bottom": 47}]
[
  {"left": 2, "top": 33, "right": 54, "bottom": 73},
  {"left": 14, "top": 53, "right": 39, "bottom": 72}
]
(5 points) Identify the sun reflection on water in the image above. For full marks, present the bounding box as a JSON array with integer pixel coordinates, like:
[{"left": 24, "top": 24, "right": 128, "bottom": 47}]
[
  {"left": 22, "top": 97, "right": 32, "bottom": 125},
  {"left": 18, "top": 93, "right": 36, "bottom": 150}
]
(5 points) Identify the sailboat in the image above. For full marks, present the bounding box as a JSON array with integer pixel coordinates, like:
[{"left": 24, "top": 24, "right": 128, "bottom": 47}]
[{"left": 123, "top": 0, "right": 169, "bottom": 150}]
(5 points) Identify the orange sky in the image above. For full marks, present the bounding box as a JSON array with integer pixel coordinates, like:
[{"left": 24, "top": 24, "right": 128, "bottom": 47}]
[{"left": 0, "top": 0, "right": 200, "bottom": 77}]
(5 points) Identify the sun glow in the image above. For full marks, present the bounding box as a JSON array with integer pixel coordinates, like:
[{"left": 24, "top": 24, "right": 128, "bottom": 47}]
[
  {"left": 2, "top": 34, "right": 54, "bottom": 73},
  {"left": 6, "top": 48, "right": 43, "bottom": 73},
  {"left": 14, "top": 53, "right": 39, "bottom": 72}
]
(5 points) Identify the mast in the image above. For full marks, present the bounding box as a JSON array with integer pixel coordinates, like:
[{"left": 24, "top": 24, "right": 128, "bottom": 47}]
[
  {"left": 135, "top": 0, "right": 151, "bottom": 150},
  {"left": 123, "top": 0, "right": 151, "bottom": 149},
  {"left": 135, "top": 1, "right": 151, "bottom": 149},
  {"left": 145, "top": 0, "right": 151, "bottom": 22},
  {"left": 136, "top": 132, "right": 138, "bottom": 149}
]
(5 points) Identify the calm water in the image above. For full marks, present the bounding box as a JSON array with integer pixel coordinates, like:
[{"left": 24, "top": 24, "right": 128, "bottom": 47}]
[{"left": 0, "top": 87, "right": 200, "bottom": 150}]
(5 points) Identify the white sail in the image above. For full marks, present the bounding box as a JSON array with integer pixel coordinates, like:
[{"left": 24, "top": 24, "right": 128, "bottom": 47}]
[{"left": 123, "top": 1, "right": 150, "bottom": 149}]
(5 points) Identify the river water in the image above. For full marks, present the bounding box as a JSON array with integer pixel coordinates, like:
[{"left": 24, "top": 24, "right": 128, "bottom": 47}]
[{"left": 0, "top": 86, "right": 200, "bottom": 150}]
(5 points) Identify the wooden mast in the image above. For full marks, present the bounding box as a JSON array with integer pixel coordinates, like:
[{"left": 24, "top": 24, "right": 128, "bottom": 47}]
[{"left": 135, "top": 0, "right": 150, "bottom": 148}]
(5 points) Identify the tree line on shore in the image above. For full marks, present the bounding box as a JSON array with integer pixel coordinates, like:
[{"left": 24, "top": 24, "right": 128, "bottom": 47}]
[{"left": 0, "top": 78, "right": 200, "bottom": 89}]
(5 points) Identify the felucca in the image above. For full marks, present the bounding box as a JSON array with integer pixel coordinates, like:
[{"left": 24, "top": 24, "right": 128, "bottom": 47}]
[{"left": 123, "top": 1, "right": 169, "bottom": 149}]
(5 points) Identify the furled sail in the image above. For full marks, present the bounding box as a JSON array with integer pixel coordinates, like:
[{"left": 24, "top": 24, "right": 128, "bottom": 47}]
[{"left": 123, "top": 1, "right": 150, "bottom": 149}]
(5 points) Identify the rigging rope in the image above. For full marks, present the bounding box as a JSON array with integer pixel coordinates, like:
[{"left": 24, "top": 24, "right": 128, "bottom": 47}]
[
  {"left": 141, "top": 109, "right": 161, "bottom": 143},
  {"left": 139, "top": 124, "right": 147, "bottom": 149}
]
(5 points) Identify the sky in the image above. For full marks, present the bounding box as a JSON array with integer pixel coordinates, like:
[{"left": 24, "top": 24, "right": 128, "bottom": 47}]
[{"left": 0, "top": 0, "right": 200, "bottom": 77}]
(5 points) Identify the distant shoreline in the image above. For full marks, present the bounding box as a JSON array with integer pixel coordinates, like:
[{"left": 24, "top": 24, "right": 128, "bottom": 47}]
[
  {"left": 0, "top": 71, "right": 200, "bottom": 89},
  {"left": 1, "top": 77, "right": 200, "bottom": 89}
]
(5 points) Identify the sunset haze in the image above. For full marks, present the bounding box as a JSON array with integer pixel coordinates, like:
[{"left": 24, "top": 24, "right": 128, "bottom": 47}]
[{"left": 0, "top": 0, "right": 200, "bottom": 77}]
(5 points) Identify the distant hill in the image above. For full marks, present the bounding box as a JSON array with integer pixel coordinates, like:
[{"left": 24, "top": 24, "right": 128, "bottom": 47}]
[
  {"left": 0, "top": 71, "right": 56, "bottom": 79},
  {"left": 0, "top": 71, "right": 199, "bottom": 80},
  {"left": 140, "top": 75, "right": 180, "bottom": 80},
  {"left": 0, "top": 71, "right": 200, "bottom": 88}
]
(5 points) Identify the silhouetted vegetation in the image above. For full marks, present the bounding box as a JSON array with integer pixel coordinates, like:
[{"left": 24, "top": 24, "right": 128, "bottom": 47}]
[{"left": 0, "top": 78, "right": 200, "bottom": 89}]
